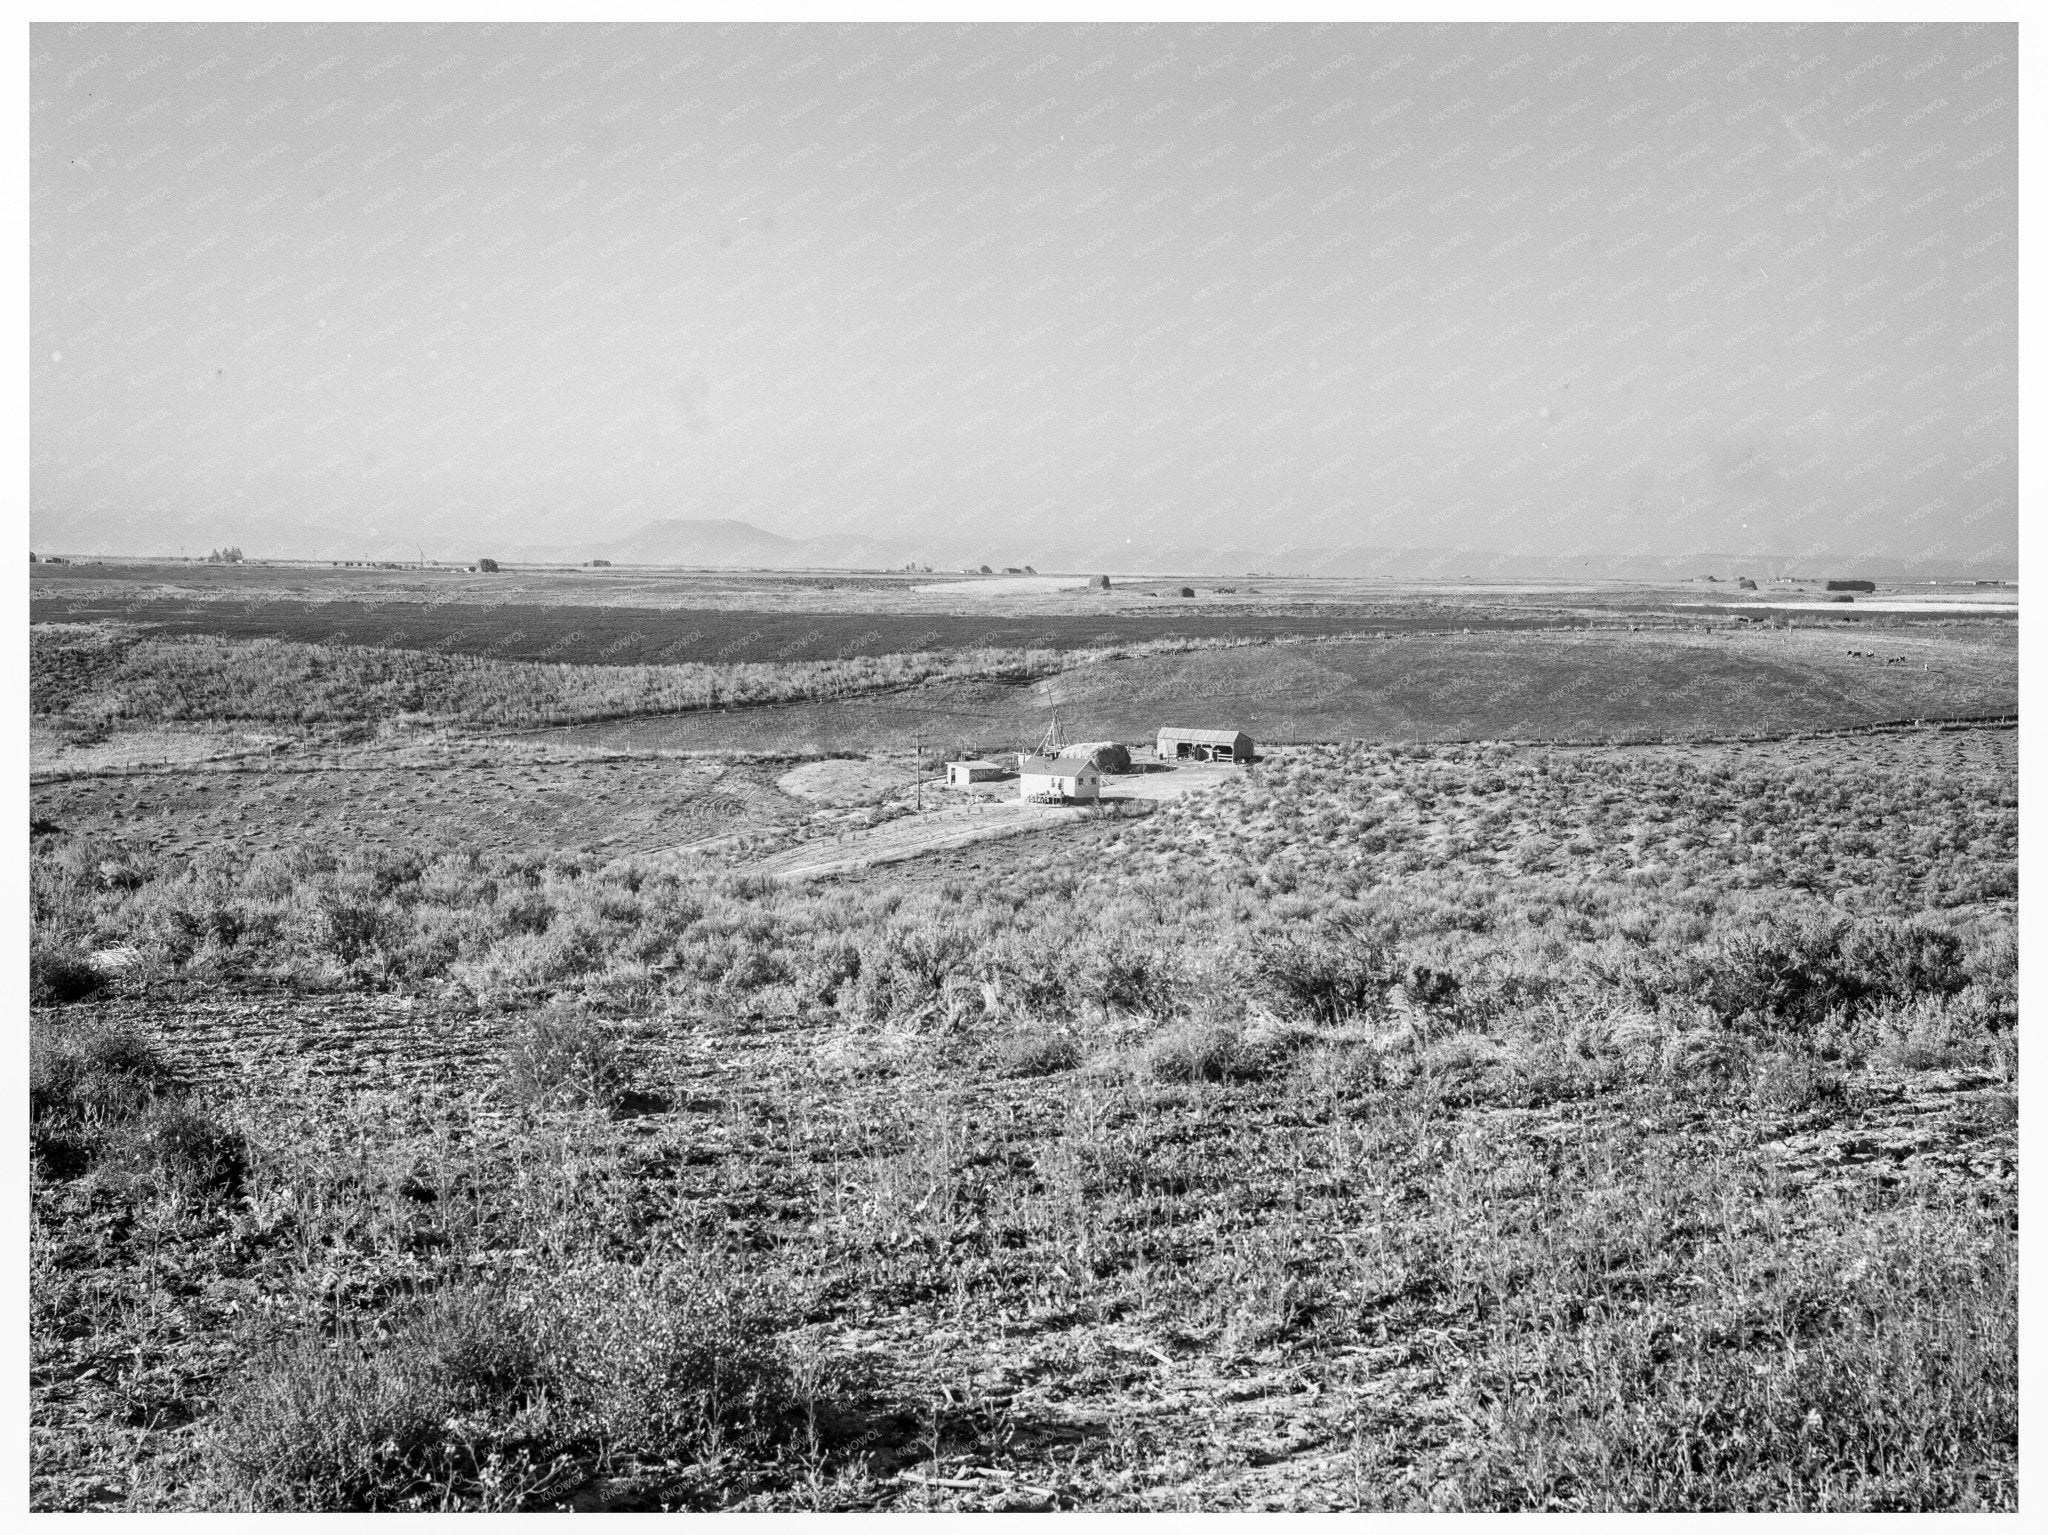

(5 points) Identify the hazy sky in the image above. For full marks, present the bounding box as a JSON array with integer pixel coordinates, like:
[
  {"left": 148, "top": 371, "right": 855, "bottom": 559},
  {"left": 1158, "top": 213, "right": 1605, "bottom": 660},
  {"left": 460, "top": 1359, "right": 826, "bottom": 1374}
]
[{"left": 31, "top": 21, "right": 2017, "bottom": 568}]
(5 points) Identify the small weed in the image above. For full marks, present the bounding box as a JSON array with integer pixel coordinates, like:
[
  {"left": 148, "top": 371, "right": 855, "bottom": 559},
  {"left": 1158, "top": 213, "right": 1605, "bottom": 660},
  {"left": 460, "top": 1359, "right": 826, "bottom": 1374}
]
[
  {"left": 1751, "top": 1051, "right": 1849, "bottom": 1116},
  {"left": 31, "top": 1014, "right": 177, "bottom": 1177},
  {"left": 30, "top": 938, "right": 106, "bottom": 1005},
  {"left": 206, "top": 1329, "right": 452, "bottom": 1511},
  {"left": 500, "top": 1005, "right": 628, "bottom": 1112},
  {"left": 31, "top": 1014, "right": 171, "bottom": 1123},
  {"left": 1134, "top": 1019, "right": 1254, "bottom": 1084},
  {"left": 540, "top": 1252, "right": 795, "bottom": 1461},
  {"left": 994, "top": 1026, "right": 1081, "bottom": 1078},
  {"left": 104, "top": 1098, "right": 246, "bottom": 1203}
]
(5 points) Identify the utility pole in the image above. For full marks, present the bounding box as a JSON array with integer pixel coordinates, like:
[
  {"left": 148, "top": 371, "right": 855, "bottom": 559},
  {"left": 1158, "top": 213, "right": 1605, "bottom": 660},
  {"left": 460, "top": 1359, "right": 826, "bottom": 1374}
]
[{"left": 914, "top": 730, "right": 923, "bottom": 813}]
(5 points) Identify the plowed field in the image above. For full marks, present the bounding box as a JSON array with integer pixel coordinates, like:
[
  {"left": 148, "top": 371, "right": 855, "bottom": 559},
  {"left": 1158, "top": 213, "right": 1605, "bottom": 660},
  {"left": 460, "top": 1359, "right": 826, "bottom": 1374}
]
[{"left": 521, "top": 626, "right": 2016, "bottom": 757}]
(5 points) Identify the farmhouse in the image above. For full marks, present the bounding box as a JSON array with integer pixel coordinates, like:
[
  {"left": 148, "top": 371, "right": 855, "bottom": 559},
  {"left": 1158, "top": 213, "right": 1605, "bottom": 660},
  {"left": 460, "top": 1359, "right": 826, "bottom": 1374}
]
[
  {"left": 1016, "top": 755, "right": 1100, "bottom": 803},
  {"left": 1156, "top": 727, "right": 1254, "bottom": 763},
  {"left": 945, "top": 759, "right": 1005, "bottom": 786}
]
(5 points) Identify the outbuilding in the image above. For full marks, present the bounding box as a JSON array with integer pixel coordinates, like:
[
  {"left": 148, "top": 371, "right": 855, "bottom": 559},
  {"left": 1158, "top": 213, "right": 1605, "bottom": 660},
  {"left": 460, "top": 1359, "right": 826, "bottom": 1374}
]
[
  {"left": 1016, "top": 755, "right": 1100, "bottom": 803},
  {"left": 945, "top": 759, "right": 1006, "bottom": 786},
  {"left": 1156, "top": 727, "right": 1254, "bottom": 763}
]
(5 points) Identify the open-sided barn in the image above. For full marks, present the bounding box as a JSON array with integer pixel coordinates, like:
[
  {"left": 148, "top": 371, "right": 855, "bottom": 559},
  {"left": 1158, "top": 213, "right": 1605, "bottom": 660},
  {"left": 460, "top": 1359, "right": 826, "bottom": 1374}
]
[{"left": 1156, "top": 727, "right": 1253, "bottom": 763}]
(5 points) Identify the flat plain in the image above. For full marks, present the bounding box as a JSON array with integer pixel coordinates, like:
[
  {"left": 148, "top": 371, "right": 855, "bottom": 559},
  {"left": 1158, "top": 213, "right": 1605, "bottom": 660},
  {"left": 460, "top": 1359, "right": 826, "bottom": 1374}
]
[{"left": 30, "top": 562, "right": 2017, "bottom": 1511}]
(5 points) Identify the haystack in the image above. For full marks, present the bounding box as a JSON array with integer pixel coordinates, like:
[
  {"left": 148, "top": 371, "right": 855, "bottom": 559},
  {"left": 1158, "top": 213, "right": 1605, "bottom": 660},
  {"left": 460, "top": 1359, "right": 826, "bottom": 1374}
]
[{"left": 1059, "top": 740, "right": 1132, "bottom": 773}]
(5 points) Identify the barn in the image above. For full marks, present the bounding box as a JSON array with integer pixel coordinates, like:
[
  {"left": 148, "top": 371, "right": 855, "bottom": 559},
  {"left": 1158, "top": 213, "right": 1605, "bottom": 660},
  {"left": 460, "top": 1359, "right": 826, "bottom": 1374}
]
[
  {"left": 945, "top": 759, "right": 1005, "bottom": 786},
  {"left": 1016, "top": 755, "right": 1100, "bottom": 803},
  {"left": 1156, "top": 727, "right": 1254, "bottom": 763}
]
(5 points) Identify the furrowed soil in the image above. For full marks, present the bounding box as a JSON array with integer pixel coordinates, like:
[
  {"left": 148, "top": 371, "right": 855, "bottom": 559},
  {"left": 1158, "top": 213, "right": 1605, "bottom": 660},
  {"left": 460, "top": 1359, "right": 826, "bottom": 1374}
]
[{"left": 34, "top": 985, "right": 2016, "bottom": 1512}]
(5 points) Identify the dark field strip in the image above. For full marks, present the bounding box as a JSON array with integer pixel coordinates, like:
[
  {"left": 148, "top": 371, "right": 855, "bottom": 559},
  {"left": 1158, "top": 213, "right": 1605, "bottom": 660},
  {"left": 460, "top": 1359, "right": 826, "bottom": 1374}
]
[
  {"left": 518, "top": 633, "right": 2017, "bottom": 759},
  {"left": 32, "top": 596, "right": 1574, "bottom": 666}
]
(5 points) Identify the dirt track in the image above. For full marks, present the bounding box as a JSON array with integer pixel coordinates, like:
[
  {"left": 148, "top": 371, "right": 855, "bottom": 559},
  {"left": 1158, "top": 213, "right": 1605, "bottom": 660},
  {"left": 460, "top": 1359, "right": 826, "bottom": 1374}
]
[
  {"left": 748, "top": 760, "right": 1243, "bottom": 881},
  {"left": 750, "top": 801, "right": 1084, "bottom": 882}
]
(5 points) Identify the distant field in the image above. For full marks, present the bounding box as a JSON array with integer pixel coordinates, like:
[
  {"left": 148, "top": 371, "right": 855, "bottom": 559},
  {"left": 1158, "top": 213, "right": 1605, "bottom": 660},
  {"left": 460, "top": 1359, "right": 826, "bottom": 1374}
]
[
  {"left": 524, "top": 625, "right": 2018, "bottom": 756},
  {"left": 30, "top": 593, "right": 1576, "bottom": 666}
]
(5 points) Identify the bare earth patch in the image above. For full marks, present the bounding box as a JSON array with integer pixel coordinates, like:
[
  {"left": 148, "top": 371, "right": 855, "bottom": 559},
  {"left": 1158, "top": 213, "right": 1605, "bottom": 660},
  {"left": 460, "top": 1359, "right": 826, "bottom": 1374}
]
[{"left": 776, "top": 756, "right": 921, "bottom": 806}]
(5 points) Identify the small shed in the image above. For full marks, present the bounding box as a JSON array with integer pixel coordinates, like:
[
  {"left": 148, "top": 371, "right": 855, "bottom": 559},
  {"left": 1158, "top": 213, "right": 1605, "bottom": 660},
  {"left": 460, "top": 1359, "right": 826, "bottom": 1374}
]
[
  {"left": 1156, "top": 727, "right": 1254, "bottom": 763},
  {"left": 946, "top": 759, "right": 1005, "bottom": 786},
  {"left": 1016, "top": 755, "right": 1100, "bottom": 803}
]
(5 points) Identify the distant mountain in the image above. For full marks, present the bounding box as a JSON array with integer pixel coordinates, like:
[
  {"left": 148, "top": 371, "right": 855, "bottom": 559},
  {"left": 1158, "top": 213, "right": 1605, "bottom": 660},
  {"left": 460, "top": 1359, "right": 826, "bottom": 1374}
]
[
  {"left": 527, "top": 520, "right": 1050, "bottom": 573},
  {"left": 587, "top": 517, "right": 801, "bottom": 567}
]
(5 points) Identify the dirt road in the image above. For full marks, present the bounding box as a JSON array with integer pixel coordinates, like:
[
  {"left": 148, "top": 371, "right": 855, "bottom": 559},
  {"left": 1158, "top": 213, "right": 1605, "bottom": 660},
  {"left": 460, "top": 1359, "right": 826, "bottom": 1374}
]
[
  {"left": 747, "top": 759, "right": 1242, "bottom": 881},
  {"left": 749, "top": 800, "right": 1084, "bottom": 882}
]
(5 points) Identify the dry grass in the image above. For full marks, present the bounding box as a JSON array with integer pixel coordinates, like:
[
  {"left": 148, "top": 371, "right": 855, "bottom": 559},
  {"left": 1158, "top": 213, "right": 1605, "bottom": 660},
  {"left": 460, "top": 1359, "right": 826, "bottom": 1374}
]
[
  {"left": 32, "top": 627, "right": 1088, "bottom": 731},
  {"left": 30, "top": 754, "right": 807, "bottom": 867}
]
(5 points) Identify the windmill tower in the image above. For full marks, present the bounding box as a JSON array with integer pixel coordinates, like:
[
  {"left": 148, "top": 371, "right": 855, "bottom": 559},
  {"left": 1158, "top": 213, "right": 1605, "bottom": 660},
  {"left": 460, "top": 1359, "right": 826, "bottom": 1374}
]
[{"left": 1035, "top": 711, "right": 1066, "bottom": 759}]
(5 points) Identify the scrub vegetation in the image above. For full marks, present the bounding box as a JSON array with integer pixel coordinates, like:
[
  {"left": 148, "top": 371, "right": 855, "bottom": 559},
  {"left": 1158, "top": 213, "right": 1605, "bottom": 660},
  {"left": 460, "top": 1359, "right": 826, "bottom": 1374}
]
[
  {"left": 30, "top": 725, "right": 2017, "bottom": 1510},
  {"left": 30, "top": 626, "right": 1095, "bottom": 732}
]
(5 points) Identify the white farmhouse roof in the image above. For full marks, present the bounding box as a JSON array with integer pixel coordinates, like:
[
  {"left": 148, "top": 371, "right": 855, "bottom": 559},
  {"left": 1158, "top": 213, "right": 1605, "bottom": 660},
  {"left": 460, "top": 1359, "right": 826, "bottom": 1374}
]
[{"left": 1017, "top": 755, "right": 1098, "bottom": 776}]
